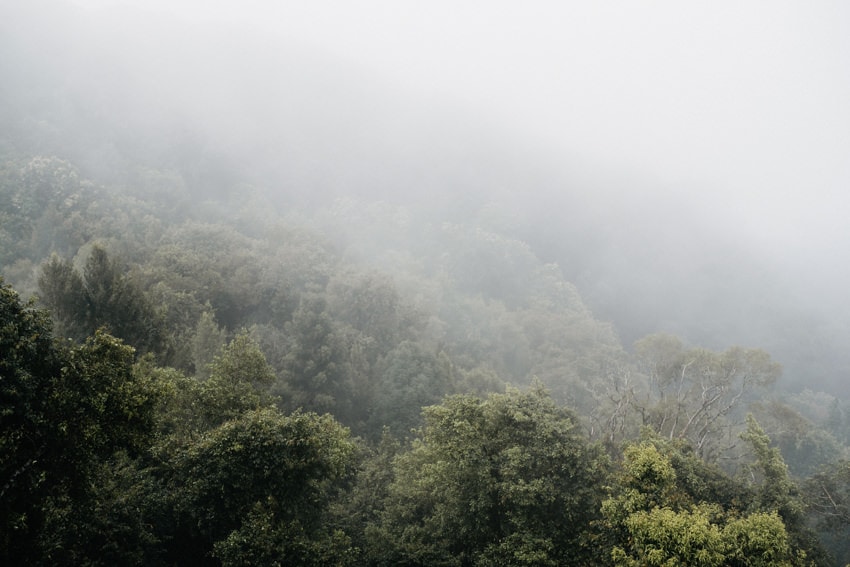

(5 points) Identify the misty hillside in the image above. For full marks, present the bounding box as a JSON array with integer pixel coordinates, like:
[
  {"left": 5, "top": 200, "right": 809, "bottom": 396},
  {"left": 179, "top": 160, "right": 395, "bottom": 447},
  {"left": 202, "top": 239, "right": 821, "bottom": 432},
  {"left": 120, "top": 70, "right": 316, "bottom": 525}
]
[
  {"left": 3, "top": 1, "right": 850, "bottom": 565},
  {"left": 4, "top": 0, "right": 849, "bottom": 395}
]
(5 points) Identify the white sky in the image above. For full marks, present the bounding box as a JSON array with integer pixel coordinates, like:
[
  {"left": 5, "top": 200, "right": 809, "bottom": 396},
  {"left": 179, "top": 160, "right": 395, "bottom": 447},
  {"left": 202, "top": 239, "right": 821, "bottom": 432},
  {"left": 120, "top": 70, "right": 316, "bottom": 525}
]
[{"left": 65, "top": 1, "right": 850, "bottom": 255}]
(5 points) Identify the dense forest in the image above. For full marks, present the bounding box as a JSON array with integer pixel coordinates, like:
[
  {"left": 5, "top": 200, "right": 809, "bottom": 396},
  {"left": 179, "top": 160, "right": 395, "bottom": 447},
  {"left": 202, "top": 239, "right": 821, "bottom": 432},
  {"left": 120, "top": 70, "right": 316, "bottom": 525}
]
[{"left": 3, "top": 1, "right": 850, "bottom": 565}]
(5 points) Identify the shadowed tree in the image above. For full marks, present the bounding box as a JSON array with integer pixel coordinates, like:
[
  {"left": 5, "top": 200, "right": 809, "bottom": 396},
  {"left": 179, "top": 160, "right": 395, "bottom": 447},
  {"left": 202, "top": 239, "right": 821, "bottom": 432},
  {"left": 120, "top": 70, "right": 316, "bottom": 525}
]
[
  {"left": 0, "top": 279, "right": 163, "bottom": 563},
  {"left": 169, "top": 408, "right": 357, "bottom": 566},
  {"left": 367, "top": 340, "right": 454, "bottom": 439},
  {"left": 277, "top": 295, "right": 352, "bottom": 418}
]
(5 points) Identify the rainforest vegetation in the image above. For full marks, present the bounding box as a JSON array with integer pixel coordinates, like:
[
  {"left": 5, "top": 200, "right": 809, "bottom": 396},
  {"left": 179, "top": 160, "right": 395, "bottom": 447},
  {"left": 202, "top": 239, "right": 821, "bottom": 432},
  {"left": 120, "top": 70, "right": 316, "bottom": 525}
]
[
  {"left": 4, "top": 152, "right": 850, "bottom": 565},
  {"left": 3, "top": 2, "right": 850, "bottom": 565}
]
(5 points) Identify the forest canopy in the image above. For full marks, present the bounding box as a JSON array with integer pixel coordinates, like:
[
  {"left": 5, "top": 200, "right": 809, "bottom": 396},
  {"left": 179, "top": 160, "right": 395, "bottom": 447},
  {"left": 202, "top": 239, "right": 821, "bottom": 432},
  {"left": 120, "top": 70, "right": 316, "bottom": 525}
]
[
  {"left": 1, "top": 152, "right": 848, "bottom": 564},
  {"left": 2, "top": 2, "right": 850, "bottom": 564}
]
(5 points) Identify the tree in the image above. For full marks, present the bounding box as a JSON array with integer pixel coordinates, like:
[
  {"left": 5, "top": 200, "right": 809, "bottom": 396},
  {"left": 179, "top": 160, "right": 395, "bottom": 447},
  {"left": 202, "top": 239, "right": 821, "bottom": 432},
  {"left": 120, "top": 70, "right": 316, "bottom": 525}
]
[
  {"left": 601, "top": 434, "right": 802, "bottom": 567},
  {"left": 198, "top": 330, "right": 276, "bottom": 428},
  {"left": 367, "top": 340, "right": 453, "bottom": 439},
  {"left": 278, "top": 295, "right": 351, "bottom": 417},
  {"left": 169, "top": 408, "right": 357, "bottom": 565},
  {"left": 740, "top": 415, "right": 828, "bottom": 564},
  {"left": 326, "top": 271, "right": 416, "bottom": 351},
  {"left": 190, "top": 309, "right": 227, "bottom": 380},
  {"left": 0, "top": 279, "right": 164, "bottom": 563},
  {"left": 38, "top": 245, "right": 168, "bottom": 358},
  {"left": 740, "top": 416, "right": 800, "bottom": 521},
  {"left": 749, "top": 400, "right": 845, "bottom": 477},
  {"left": 371, "top": 385, "right": 607, "bottom": 565},
  {"left": 35, "top": 253, "right": 86, "bottom": 338},
  {"left": 804, "top": 460, "right": 850, "bottom": 565},
  {"left": 632, "top": 334, "right": 780, "bottom": 459}
]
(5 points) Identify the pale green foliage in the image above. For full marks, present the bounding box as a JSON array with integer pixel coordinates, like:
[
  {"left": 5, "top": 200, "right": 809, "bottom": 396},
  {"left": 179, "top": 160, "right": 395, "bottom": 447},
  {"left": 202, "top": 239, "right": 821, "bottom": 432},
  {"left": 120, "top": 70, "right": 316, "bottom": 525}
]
[
  {"left": 207, "top": 330, "right": 275, "bottom": 389},
  {"left": 368, "top": 340, "right": 454, "bottom": 438},
  {"left": 724, "top": 512, "right": 793, "bottom": 567},
  {"left": 326, "top": 271, "right": 415, "bottom": 349},
  {"left": 613, "top": 505, "right": 726, "bottom": 566},
  {"left": 603, "top": 437, "right": 799, "bottom": 566},
  {"left": 602, "top": 442, "right": 677, "bottom": 520}
]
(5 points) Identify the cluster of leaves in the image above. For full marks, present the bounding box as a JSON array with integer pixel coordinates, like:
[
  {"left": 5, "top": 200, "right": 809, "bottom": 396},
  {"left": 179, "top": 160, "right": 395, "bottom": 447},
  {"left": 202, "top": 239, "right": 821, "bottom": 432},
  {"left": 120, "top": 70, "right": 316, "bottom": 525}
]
[
  {"left": 365, "top": 385, "right": 607, "bottom": 565},
  {"left": 599, "top": 430, "right": 808, "bottom": 566}
]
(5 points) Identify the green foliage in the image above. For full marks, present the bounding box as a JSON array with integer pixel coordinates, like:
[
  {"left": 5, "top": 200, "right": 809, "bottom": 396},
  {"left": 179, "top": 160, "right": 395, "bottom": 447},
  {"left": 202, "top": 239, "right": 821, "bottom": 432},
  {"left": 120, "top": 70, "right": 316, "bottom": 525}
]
[
  {"left": 170, "top": 407, "right": 357, "bottom": 564},
  {"left": 750, "top": 400, "right": 846, "bottom": 478},
  {"left": 335, "top": 430, "right": 402, "bottom": 556},
  {"left": 740, "top": 416, "right": 829, "bottom": 564},
  {"left": 63, "top": 452, "right": 164, "bottom": 565},
  {"left": 3, "top": 143, "right": 847, "bottom": 564},
  {"left": 0, "top": 280, "right": 164, "bottom": 563},
  {"left": 602, "top": 435, "right": 801, "bottom": 567},
  {"left": 741, "top": 415, "right": 800, "bottom": 519},
  {"left": 277, "top": 295, "right": 352, "bottom": 418},
  {"left": 368, "top": 340, "right": 454, "bottom": 438},
  {"left": 439, "top": 223, "right": 541, "bottom": 307},
  {"left": 805, "top": 460, "right": 850, "bottom": 532},
  {"left": 36, "top": 252, "right": 86, "bottom": 338},
  {"left": 804, "top": 460, "right": 850, "bottom": 565},
  {"left": 38, "top": 245, "right": 168, "bottom": 357},
  {"left": 191, "top": 309, "right": 227, "bottom": 379},
  {"left": 198, "top": 330, "right": 276, "bottom": 428},
  {"left": 213, "top": 501, "right": 356, "bottom": 567},
  {"left": 326, "top": 271, "right": 417, "bottom": 350},
  {"left": 723, "top": 511, "right": 794, "bottom": 567},
  {"left": 613, "top": 505, "right": 727, "bottom": 567},
  {"left": 0, "top": 280, "right": 62, "bottom": 558},
  {"left": 0, "top": 157, "right": 91, "bottom": 264},
  {"left": 371, "top": 385, "right": 607, "bottom": 565}
]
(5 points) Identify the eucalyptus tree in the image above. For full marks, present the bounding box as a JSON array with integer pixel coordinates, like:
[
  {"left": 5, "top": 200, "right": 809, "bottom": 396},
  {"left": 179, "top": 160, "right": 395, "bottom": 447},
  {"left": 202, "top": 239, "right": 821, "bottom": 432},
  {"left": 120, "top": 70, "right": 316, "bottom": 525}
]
[{"left": 632, "top": 333, "right": 780, "bottom": 459}]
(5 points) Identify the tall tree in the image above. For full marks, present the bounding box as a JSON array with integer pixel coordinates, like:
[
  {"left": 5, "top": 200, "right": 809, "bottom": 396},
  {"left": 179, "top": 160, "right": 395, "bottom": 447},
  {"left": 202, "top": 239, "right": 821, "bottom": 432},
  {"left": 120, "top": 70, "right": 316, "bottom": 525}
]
[
  {"left": 278, "top": 295, "right": 351, "bottom": 417},
  {"left": 632, "top": 333, "right": 780, "bottom": 459},
  {"left": 367, "top": 340, "right": 454, "bottom": 439}
]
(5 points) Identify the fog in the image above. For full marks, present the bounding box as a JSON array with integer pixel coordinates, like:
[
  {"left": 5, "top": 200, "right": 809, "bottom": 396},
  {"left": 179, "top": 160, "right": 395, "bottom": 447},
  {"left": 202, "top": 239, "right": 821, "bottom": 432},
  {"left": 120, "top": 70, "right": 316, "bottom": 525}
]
[{"left": 4, "top": 0, "right": 850, "bottom": 392}]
